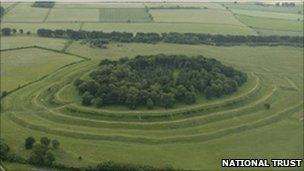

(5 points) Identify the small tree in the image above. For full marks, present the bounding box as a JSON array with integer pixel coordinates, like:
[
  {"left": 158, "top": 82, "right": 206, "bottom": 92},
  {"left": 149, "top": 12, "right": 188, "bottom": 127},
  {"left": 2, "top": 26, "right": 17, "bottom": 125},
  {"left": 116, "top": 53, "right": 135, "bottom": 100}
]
[
  {"left": 45, "top": 151, "right": 55, "bottom": 166},
  {"left": 40, "top": 137, "right": 51, "bottom": 147},
  {"left": 1, "top": 91, "right": 8, "bottom": 98},
  {"left": 1, "top": 28, "right": 11, "bottom": 36},
  {"left": 94, "top": 97, "right": 104, "bottom": 108},
  {"left": 82, "top": 91, "right": 94, "bottom": 106},
  {"left": 12, "top": 29, "right": 17, "bottom": 34},
  {"left": 51, "top": 139, "right": 60, "bottom": 149},
  {"left": 25, "top": 137, "right": 36, "bottom": 149},
  {"left": 0, "top": 139, "right": 10, "bottom": 160},
  {"left": 73, "top": 78, "right": 83, "bottom": 86},
  {"left": 19, "top": 29, "right": 24, "bottom": 34},
  {"left": 29, "top": 143, "right": 48, "bottom": 165},
  {"left": 26, "top": 31, "right": 31, "bottom": 35},
  {"left": 146, "top": 98, "right": 154, "bottom": 109}
]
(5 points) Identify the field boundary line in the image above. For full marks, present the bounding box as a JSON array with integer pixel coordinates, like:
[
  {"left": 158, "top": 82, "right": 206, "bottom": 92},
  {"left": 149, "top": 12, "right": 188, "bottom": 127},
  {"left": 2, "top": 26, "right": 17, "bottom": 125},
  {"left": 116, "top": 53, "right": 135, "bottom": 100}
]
[
  {"left": 285, "top": 77, "right": 299, "bottom": 91},
  {"left": 61, "top": 40, "right": 74, "bottom": 52},
  {"left": 0, "top": 46, "right": 90, "bottom": 61},
  {"left": 222, "top": 4, "right": 259, "bottom": 35},
  {"left": 0, "top": 2, "right": 19, "bottom": 18},
  {"left": 42, "top": 7, "right": 52, "bottom": 22}
]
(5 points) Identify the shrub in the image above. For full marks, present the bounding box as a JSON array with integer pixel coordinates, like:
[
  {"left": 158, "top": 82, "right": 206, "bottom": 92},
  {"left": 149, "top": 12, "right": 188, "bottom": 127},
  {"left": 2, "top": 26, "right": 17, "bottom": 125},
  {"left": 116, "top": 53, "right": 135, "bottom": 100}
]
[
  {"left": 25, "top": 137, "right": 36, "bottom": 149},
  {"left": 40, "top": 137, "right": 51, "bottom": 147},
  {"left": 51, "top": 139, "right": 60, "bottom": 149}
]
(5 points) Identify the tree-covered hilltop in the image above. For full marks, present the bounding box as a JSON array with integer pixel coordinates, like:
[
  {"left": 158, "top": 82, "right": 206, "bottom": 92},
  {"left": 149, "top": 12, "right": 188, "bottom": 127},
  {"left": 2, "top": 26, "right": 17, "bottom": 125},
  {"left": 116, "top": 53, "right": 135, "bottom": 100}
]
[{"left": 75, "top": 55, "right": 247, "bottom": 109}]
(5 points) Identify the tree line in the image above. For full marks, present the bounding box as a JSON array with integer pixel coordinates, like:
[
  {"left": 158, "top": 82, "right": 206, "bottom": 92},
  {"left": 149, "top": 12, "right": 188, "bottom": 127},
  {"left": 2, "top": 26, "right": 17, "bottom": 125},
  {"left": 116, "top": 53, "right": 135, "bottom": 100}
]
[
  {"left": 36, "top": 28, "right": 303, "bottom": 46},
  {"left": 1, "top": 27, "right": 31, "bottom": 36},
  {"left": 75, "top": 54, "right": 247, "bottom": 109}
]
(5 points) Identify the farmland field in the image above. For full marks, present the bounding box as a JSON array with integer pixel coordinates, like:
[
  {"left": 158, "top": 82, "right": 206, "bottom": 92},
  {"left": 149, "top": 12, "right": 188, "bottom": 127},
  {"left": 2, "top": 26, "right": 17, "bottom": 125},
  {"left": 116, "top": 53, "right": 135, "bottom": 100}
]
[
  {"left": 99, "top": 8, "right": 152, "bottom": 22},
  {"left": 0, "top": 47, "right": 83, "bottom": 92},
  {"left": 150, "top": 8, "right": 245, "bottom": 25},
  {"left": 2, "top": 3, "right": 49, "bottom": 22},
  {"left": 0, "top": 1, "right": 303, "bottom": 171},
  {"left": 230, "top": 8, "right": 303, "bottom": 20},
  {"left": 47, "top": 8, "right": 99, "bottom": 22},
  {"left": 235, "top": 14, "right": 302, "bottom": 32}
]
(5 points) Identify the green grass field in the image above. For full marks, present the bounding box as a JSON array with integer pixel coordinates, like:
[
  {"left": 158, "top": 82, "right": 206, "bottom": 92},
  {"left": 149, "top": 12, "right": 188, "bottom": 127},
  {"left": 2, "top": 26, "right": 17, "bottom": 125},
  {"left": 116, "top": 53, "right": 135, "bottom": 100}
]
[
  {"left": 0, "top": 36, "right": 67, "bottom": 50},
  {"left": 0, "top": 1, "right": 303, "bottom": 170},
  {"left": 99, "top": 8, "right": 152, "bottom": 22},
  {"left": 0, "top": 47, "right": 83, "bottom": 92},
  {"left": 236, "top": 14, "right": 302, "bottom": 32},
  {"left": 150, "top": 8, "right": 245, "bottom": 25},
  {"left": 231, "top": 8, "right": 303, "bottom": 20},
  {"left": 47, "top": 8, "right": 99, "bottom": 22}
]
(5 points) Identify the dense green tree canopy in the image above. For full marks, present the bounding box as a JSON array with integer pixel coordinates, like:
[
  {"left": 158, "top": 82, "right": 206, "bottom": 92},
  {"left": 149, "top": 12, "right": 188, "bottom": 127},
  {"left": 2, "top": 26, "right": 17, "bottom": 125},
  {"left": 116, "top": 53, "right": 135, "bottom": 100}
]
[{"left": 75, "top": 55, "right": 247, "bottom": 109}]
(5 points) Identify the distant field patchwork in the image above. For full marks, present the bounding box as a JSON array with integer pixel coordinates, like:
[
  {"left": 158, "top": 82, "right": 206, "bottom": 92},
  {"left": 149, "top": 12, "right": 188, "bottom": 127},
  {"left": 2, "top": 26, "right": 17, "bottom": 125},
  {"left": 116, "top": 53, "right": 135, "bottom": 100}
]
[
  {"left": 145, "top": 2, "right": 225, "bottom": 10},
  {"left": 224, "top": 3, "right": 303, "bottom": 14},
  {"left": 54, "top": 2, "right": 145, "bottom": 9}
]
